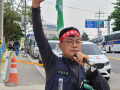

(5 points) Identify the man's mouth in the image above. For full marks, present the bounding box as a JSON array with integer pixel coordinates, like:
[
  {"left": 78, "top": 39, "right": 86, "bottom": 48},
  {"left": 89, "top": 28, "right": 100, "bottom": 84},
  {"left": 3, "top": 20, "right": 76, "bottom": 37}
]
[{"left": 71, "top": 50, "right": 79, "bottom": 53}]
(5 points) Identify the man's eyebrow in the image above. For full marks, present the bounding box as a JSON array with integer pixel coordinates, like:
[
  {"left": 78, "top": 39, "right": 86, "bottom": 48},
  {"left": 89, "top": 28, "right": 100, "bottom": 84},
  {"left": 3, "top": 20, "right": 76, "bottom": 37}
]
[{"left": 66, "top": 38, "right": 73, "bottom": 40}]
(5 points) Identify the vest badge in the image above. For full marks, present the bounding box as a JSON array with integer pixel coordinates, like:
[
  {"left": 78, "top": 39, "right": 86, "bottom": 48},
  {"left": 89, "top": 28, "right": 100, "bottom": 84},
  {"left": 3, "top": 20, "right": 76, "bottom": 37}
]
[{"left": 57, "top": 69, "right": 69, "bottom": 76}]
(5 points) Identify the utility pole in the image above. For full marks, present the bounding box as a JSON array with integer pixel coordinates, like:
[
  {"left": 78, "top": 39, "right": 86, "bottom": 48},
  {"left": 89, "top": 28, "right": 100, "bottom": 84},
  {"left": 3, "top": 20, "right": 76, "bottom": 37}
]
[
  {"left": 23, "top": 0, "right": 27, "bottom": 57},
  {"left": 107, "top": 20, "right": 110, "bottom": 35},
  {"left": 95, "top": 8, "right": 104, "bottom": 37},
  {"left": 0, "top": 0, "right": 4, "bottom": 44}
]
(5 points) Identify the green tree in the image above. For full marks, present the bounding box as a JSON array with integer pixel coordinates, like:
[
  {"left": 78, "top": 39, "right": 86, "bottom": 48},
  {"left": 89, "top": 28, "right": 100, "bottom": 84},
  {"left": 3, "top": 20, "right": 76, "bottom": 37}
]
[
  {"left": 3, "top": 0, "right": 32, "bottom": 44},
  {"left": 82, "top": 32, "right": 89, "bottom": 41},
  {"left": 108, "top": 0, "right": 120, "bottom": 31},
  {"left": 49, "top": 36, "right": 59, "bottom": 40}
]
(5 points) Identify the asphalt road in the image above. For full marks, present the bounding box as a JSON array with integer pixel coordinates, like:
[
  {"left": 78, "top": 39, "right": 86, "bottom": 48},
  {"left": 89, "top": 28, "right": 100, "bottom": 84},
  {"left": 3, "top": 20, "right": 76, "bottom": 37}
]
[{"left": 105, "top": 53, "right": 120, "bottom": 74}]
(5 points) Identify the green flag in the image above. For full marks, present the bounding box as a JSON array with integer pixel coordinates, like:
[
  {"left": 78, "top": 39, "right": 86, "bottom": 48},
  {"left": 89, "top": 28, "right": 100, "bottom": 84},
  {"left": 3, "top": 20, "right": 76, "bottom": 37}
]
[{"left": 56, "top": 0, "right": 64, "bottom": 31}]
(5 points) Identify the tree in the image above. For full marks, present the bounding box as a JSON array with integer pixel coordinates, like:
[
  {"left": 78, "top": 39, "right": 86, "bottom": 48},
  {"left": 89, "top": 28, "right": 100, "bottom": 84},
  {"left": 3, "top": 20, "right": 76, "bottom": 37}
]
[
  {"left": 49, "top": 36, "right": 59, "bottom": 40},
  {"left": 82, "top": 32, "right": 89, "bottom": 41},
  {"left": 108, "top": 0, "right": 120, "bottom": 31},
  {"left": 3, "top": 0, "right": 32, "bottom": 44}
]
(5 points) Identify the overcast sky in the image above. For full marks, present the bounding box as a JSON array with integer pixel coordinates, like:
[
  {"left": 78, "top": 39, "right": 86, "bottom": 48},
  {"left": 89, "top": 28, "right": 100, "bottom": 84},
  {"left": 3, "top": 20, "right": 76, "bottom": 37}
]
[{"left": 27, "top": 0, "right": 117, "bottom": 39}]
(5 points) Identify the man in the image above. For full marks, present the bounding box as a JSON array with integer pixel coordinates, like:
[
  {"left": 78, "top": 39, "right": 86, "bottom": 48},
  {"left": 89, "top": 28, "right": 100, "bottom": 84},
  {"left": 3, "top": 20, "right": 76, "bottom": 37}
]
[
  {"left": 32, "top": 0, "right": 110, "bottom": 90},
  {"left": 13, "top": 39, "right": 20, "bottom": 56}
]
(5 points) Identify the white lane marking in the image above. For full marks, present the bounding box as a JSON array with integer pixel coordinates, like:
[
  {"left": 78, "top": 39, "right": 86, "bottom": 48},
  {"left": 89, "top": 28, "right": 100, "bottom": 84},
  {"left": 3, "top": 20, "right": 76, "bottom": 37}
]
[{"left": 27, "top": 54, "right": 46, "bottom": 79}]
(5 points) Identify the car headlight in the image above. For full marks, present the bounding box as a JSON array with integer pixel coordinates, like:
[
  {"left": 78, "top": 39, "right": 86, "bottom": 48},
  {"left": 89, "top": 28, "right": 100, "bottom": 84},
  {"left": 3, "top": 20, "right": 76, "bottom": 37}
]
[{"left": 104, "top": 62, "right": 109, "bottom": 66}]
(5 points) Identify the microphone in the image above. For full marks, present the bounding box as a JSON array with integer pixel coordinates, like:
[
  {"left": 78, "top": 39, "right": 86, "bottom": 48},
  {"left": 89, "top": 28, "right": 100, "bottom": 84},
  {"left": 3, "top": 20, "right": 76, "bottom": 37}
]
[{"left": 73, "top": 53, "right": 94, "bottom": 66}]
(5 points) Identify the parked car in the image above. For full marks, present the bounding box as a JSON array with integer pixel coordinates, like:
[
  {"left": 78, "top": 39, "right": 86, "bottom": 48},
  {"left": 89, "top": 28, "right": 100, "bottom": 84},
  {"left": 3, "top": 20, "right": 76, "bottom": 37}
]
[
  {"left": 28, "top": 39, "right": 35, "bottom": 56},
  {"left": 38, "top": 40, "right": 59, "bottom": 64},
  {"left": 31, "top": 40, "right": 39, "bottom": 59},
  {"left": 53, "top": 41, "right": 111, "bottom": 80}
]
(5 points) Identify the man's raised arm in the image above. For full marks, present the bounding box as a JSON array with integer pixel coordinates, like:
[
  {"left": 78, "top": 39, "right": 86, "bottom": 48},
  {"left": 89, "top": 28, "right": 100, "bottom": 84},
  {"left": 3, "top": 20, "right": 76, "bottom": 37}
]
[
  {"left": 32, "top": 0, "right": 44, "bottom": 8},
  {"left": 32, "top": 0, "right": 56, "bottom": 74}
]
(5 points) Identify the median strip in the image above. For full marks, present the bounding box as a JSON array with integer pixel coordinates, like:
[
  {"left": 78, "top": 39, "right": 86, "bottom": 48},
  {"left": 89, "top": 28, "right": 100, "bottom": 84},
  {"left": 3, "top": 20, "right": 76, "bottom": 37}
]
[
  {"left": 107, "top": 57, "right": 120, "bottom": 61},
  {"left": 16, "top": 60, "right": 44, "bottom": 66}
]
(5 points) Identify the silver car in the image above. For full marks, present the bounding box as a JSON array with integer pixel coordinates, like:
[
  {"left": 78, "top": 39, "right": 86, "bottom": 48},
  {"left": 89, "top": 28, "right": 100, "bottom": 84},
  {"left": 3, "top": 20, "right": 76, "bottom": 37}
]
[
  {"left": 38, "top": 40, "right": 59, "bottom": 64},
  {"left": 31, "top": 40, "right": 39, "bottom": 59},
  {"left": 28, "top": 39, "right": 35, "bottom": 56}
]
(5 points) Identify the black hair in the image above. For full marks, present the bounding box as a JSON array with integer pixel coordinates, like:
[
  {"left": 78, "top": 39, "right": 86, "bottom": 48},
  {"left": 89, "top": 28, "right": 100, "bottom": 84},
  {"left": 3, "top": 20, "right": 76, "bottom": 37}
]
[{"left": 59, "top": 27, "right": 80, "bottom": 40}]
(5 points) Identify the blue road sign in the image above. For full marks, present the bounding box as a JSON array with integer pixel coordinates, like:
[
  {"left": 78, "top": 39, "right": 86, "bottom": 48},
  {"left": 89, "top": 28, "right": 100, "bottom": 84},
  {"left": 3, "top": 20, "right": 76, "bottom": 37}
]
[{"left": 85, "top": 20, "right": 104, "bottom": 28}]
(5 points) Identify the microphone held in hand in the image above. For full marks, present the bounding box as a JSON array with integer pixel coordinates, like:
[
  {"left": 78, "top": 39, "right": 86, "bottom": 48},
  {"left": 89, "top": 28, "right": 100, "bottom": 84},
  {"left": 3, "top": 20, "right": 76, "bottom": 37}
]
[{"left": 73, "top": 53, "right": 94, "bottom": 66}]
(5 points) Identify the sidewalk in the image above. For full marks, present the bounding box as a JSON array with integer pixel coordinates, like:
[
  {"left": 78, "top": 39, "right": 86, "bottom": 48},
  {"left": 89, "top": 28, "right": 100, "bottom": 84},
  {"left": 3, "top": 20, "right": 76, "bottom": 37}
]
[{"left": 0, "top": 50, "right": 45, "bottom": 90}]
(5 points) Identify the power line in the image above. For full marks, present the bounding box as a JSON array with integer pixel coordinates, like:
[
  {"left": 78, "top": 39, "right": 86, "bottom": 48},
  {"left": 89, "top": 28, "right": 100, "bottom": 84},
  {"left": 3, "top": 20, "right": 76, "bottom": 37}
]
[
  {"left": 101, "top": 0, "right": 114, "bottom": 10},
  {"left": 43, "top": 2, "right": 98, "bottom": 12},
  {"left": 105, "top": 6, "right": 114, "bottom": 13},
  {"left": 101, "top": 0, "right": 111, "bottom": 9},
  {"left": 63, "top": 0, "right": 101, "bottom": 10}
]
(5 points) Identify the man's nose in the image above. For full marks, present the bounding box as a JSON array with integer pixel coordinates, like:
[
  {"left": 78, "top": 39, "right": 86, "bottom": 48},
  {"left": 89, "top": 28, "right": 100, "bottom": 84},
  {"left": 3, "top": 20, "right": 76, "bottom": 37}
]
[{"left": 72, "top": 41, "right": 77, "bottom": 47}]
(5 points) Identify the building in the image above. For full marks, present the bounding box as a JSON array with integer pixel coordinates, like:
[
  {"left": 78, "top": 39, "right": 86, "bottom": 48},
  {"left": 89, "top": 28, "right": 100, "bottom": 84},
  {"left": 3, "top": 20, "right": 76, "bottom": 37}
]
[
  {"left": 42, "top": 23, "right": 60, "bottom": 39},
  {"left": 27, "top": 22, "right": 60, "bottom": 39}
]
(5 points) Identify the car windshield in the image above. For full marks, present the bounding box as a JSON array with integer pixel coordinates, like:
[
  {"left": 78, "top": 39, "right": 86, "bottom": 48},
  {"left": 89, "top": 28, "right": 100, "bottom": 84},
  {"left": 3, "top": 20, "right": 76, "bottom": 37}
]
[
  {"left": 49, "top": 42, "right": 58, "bottom": 49},
  {"left": 81, "top": 44, "right": 103, "bottom": 55}
]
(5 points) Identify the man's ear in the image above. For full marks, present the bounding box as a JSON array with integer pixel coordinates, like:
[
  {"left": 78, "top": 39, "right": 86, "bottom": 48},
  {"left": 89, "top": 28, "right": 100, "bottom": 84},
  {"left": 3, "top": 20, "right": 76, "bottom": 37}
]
[{"left": 58, "top": 43, "right": 63, "bottom": 51}]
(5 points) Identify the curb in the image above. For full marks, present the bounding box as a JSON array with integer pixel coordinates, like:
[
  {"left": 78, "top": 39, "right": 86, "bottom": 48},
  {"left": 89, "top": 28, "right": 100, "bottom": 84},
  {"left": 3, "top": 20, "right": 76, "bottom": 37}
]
[{"left": 5, "top": 82, "right": 18, "bottom": 87}]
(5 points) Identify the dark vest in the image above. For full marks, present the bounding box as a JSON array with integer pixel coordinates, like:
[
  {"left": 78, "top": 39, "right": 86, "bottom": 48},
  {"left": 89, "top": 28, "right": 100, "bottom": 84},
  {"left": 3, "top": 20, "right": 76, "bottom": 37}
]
[{"left": 45, "top": 57, "right": 85, "bottom": 90}]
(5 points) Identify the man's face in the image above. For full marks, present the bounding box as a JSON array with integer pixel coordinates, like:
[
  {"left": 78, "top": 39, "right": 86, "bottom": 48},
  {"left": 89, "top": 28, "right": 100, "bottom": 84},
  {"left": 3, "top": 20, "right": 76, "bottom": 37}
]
[{"left": 58, "top": 35, "right": 81, "bottom": 59}]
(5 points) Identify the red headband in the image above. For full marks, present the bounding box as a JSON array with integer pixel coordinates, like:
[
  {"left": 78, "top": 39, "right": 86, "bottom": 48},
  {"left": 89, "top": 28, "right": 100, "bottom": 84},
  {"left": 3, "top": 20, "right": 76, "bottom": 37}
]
[{"left": 60, "top": 30, "right": 80, "bottom": 43}]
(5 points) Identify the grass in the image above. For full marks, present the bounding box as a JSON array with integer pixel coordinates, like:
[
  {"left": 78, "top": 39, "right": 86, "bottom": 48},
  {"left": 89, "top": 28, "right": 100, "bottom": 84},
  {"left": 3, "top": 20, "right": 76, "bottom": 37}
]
[{"left": 9, "top": 50, "right": 12, "bottom": 57}]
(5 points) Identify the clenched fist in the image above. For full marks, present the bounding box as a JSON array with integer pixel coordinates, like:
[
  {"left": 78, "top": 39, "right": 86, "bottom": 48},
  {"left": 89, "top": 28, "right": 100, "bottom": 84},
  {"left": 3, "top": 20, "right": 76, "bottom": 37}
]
[
  {"left": 73, "top": 52, "right": 90, "bottom": 67},
  {"left": 32, "top": 0, "right": 44, "bottom": 8}
]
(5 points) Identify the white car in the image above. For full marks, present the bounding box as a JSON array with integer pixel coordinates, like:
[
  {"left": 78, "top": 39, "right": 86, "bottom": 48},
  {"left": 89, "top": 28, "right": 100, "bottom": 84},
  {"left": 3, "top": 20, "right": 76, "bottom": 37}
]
[
  {"left": 31, "top": 40, "right": 39, "bottom": 59},
  {"left": 38, "top": 40, "right": 59, "bottom": 63},
  {"left": 53, "top": 41, "right": 111, "bottom": 80}
]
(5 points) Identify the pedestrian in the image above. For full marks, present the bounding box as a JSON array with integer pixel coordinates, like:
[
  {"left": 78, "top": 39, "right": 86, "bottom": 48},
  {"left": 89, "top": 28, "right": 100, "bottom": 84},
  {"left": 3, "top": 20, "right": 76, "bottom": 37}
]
[
  {"left": 13, "top": 39, "right": 20, "bottom": 56},
  {"left": 32, "top": 0, "right": 110, "bottom": 90}
]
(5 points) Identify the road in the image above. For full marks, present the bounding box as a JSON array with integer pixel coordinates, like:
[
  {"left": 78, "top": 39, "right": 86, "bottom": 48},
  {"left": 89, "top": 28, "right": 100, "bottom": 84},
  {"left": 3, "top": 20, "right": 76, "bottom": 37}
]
[
  {"left": 104, "top": 53, "right": 120, "bottom": 90},
  {"left": 4, "top": 51, "right": 120, "bottom": 90},
  {"left": 105, "top": 53, "right": 120, "bottom": 74}
]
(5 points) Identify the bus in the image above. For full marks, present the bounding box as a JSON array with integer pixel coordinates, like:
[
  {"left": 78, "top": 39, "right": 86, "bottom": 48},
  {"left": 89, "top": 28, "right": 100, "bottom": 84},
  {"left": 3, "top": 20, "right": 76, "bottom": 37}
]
[
  {"left": 105, "top": 31, "right": 120, "bottom": 53},
  {"left": 90, "top": 35, "right": 106, "bottom": 51},
  {"left": 90, "top": 31, "right": 120, "bottom": 53}
]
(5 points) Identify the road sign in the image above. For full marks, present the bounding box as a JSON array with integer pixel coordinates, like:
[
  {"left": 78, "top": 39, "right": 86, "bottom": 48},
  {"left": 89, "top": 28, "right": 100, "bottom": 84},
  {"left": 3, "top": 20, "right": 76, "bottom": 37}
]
[
  {"left": 21, "top": 15, "right": 29, "bottom": 30},
  {"left": 21, "top": 15, "right": 29, "bottom": 22},
  {"left": 85, "top": 21, "right": 96, "bottom": 28},
  {"left": 85, "top": 20, "right": 104, "bottom": 28},
  {"left": 98, "top": 30, "right": 102, "bottom": 36}
]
